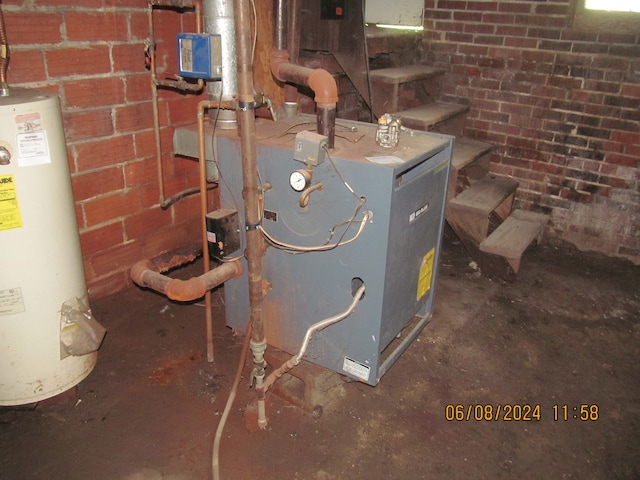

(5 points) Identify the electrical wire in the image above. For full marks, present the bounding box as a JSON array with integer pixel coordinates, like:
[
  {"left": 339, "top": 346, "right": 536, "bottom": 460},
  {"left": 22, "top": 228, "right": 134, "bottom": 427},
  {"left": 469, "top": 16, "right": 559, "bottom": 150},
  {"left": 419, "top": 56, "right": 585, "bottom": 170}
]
[{"left": 212, "top": 321, "right": 252, "bottom": 480}]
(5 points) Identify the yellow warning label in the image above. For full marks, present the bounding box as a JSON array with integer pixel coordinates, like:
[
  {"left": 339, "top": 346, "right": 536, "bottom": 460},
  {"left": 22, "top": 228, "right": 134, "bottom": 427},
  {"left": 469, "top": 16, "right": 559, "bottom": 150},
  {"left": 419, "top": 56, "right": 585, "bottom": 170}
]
[
  {"left": 0, "top": 174, "right": 23, "bottom": 231},
  {"left": 417, "top": 248, "right": 435, "bottom": 301}
]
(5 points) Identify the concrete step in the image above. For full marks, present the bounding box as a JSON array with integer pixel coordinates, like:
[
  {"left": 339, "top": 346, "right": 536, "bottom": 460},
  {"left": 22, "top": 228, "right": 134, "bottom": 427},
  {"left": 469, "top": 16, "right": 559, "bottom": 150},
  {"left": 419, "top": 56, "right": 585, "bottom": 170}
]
[
  {"left": 452, "top": 137, "right": 494, "bottom": 172},
  {"left": 398, "top": 102, "right": 470, "bottom": 131},
  {"left": 480, "top": 209, "right": 550, "bottom": 259},
  {"left": 448, "top": 175, "right": 519, "bottom": 216},
  {"left": 369, "top": 65, "right": 445, "bottom": 85}
]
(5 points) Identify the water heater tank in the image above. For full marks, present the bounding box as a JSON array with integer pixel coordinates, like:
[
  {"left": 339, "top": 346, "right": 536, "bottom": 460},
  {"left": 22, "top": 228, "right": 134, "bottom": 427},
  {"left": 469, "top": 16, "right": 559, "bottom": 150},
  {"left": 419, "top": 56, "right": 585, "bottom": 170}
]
[{"left": 0, "top": 89, "right": 98, "bottom": 406}]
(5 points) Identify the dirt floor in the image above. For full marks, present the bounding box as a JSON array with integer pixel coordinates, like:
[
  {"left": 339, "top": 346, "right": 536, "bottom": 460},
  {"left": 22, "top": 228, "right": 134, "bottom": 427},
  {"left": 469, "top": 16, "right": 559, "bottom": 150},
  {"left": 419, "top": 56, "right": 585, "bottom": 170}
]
[{"left": 1, "top": 232, "right": 639, "bottom": 480}]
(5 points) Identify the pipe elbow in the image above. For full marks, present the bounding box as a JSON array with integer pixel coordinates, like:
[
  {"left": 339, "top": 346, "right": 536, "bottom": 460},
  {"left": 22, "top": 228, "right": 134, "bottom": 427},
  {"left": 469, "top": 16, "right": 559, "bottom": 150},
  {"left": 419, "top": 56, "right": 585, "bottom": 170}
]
[
  {"left": 165, "top": 277, "right": 206, "bottom": 302},
  {"left": 308, "top": 68, "right": 338, "bottom": 105},
  {"left": 130, "top": 259, "right": 155, "bottom": 286},
  {"left": 270, "top": 49, "right": 290, "bottom": 83}
]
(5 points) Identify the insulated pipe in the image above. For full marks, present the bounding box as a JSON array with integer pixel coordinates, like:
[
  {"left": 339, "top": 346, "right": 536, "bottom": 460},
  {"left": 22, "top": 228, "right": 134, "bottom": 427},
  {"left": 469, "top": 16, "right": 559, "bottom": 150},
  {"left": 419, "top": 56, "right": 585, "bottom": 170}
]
[{"left": 0, "top": 4, "right": 9, "bottom": 96}]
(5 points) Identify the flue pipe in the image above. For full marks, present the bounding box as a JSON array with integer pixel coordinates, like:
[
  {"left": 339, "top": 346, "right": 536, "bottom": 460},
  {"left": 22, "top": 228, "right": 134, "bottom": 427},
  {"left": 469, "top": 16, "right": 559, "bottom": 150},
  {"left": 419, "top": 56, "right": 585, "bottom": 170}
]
[
  {"left": 271, "top": 0, "right": 337, "bottom": 147},
  {"left": 233, "top": 0, "right": 268, "bottom": 425},
  {"left": 0, "top": 4, "right": 10, "bottom": 96}
]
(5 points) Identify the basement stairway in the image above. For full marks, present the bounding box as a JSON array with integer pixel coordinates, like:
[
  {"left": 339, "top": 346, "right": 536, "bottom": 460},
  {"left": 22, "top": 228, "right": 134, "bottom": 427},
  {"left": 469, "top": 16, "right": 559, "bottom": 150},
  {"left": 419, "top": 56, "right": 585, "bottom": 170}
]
[{"left": 365, "top": 29, "right": 550, "bottom": 281}]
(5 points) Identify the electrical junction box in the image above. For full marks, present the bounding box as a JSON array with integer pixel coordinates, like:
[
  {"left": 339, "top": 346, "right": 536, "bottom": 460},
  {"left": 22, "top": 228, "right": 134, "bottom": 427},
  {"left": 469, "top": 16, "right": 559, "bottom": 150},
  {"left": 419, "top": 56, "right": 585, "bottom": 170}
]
[
  {"left": 177, "top": 33, "right": 222, "bottom": 79},
  {"left": 206, "top": 209, "right": 240, "bottom": 260},
  {"left": 293, "top": 130, "right": 328, "bottom": 166},
  {"left": 215, "top": 115, "right": 452, "bottom": 386}
]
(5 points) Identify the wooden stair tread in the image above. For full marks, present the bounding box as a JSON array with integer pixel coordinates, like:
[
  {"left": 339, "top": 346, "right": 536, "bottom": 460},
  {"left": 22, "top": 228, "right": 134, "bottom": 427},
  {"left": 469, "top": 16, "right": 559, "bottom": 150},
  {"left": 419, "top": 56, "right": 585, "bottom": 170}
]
[
  {"left": 452, "top": 137, "right": 494, "bottom": 171},
  {"left": 369, "top": 65, "right": 445, "bottom": 84},
  {"left": 480, "top": 209, "right": 550, "bottom": 258},
  {"left": 398, "top": 102, "right": 470, "bottom": 130},
  {"left": 448, "top": 175, "right": 519, "bottom": 215}
]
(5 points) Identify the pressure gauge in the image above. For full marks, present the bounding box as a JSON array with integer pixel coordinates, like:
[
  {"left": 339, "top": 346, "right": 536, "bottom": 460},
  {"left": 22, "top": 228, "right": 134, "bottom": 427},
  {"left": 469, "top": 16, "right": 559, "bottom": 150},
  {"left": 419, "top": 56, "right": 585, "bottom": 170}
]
[{"left": 289, "top": 169, "right": 311, "bottom": 192}]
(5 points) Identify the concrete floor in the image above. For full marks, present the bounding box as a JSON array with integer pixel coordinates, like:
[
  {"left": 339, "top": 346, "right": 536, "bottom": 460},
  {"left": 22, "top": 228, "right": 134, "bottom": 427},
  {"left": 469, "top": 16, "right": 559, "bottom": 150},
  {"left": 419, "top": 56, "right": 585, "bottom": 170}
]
[{"left": 1, "top": 233, "right": 639, "bottom": 480}]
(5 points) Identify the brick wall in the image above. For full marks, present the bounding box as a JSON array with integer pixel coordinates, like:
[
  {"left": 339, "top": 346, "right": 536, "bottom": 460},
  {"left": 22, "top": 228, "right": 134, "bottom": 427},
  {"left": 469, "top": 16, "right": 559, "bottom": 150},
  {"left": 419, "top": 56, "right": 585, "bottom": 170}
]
[
  {"left": 424, "top": 0, "right": 640, "bottom": 264},
  {"left": 3, "top": 0, "right": 208, "bottom": 299}
]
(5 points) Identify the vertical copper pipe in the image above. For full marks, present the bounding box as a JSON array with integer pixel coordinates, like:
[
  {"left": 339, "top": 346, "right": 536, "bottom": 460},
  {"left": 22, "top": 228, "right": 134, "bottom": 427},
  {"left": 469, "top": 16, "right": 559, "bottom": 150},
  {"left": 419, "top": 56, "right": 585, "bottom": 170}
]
[{"left": 233, "top": 0, "right": 265, "bottom": 347}]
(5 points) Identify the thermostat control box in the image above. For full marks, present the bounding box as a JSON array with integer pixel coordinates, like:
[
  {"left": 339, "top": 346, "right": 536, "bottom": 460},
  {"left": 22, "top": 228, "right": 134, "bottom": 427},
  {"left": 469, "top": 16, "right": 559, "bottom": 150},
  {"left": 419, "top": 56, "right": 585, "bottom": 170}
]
[{"left": 177, "top": 33, "right": 223, "bottom": 79}]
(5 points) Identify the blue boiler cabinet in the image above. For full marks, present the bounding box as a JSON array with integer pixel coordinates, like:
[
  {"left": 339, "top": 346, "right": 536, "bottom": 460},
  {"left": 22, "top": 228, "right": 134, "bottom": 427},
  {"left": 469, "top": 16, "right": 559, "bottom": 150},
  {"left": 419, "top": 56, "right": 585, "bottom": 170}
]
[{"left": 215, "top": 116, "right": 452, "bottom": 386}]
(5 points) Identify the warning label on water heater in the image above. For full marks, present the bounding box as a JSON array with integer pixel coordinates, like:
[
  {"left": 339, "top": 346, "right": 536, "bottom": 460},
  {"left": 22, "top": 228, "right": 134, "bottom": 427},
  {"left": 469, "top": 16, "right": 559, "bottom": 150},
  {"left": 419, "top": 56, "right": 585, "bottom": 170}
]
[
  {"left": 0, "top": 174, "right": 23, "bottom": 231},
  {"left": 0, "top": 288, "right": 26, "bottom": 316}
]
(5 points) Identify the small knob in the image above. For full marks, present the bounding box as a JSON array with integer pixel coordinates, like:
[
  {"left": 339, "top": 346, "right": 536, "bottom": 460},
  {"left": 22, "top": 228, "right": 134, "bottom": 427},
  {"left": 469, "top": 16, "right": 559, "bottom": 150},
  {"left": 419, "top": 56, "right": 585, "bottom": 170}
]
[{"left": 0, "top": 146, "right": 11, "bottom": 165}]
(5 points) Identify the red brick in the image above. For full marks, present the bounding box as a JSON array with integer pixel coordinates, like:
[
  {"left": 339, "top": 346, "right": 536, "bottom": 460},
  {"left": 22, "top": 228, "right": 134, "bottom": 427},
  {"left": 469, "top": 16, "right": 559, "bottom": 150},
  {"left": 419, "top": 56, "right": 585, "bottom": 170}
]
[
  {"left": 134, "top": 130, "right": 158, "bottom": 159},
  {"left": 75, "top": 135, "right": 136, "bottom": 172},
  {"left": 47, "top": 46, "right": 111, "bottom": 78},
  {"left": 124, "top": 157, "right": 157, "bottom": 188},
  {"left": 64, "top": 77, "right": 125, "bottom": 109},
  {"left": 64, "top": 109, "right": 114, "bottom": 141},
  {"left": 72, "top": 166, "right": 125, "bottom": 201},
  {"left": 129, "top": 11, "right": 150, "bottom": 41},
  {"left": 65, "top": 12, "right": 130, "bottom": 42},
  {"left": 124, "top": 207, "right": 173, "bottom": 239},
  {"left": 125, "top": 74, "right": 153, "bottom": 103},
  {"left": 80, "top": 221, "right": 125, "bottom": 256},
  {"left": 113, "top": 43, "right": 148, "bottom": 74},
  {"left": 90, "top": 240, "right": 144, "bottom": 276},
  {"left": 84, "top": 189, "right": 142, "bottom": 227},
  {"left": 87, "top": 271, "right": 130, "bottom": 302},
  {"left": 605, "top": 154, "right": 639, "bottom": 168},
  {"left": 142, "top": 222, "right": 200, "bottom": 258},
  {"left": 36, "top": 0, "right": 103, "bottom": 6},
  {"left": 7, "top": 49, "right": 47, "bottom": 83},
  {"left": 4, "top": 12, "right": 63, "bottom": 45},
  {"left": 115, "top": 102, "right": 155, "bottom": 133}
]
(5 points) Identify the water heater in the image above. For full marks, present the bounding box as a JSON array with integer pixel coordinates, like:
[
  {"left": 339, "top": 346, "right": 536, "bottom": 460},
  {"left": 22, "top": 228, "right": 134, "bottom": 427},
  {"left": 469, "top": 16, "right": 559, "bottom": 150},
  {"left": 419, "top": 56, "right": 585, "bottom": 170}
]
[
  {"left": 0, "top": 89, "right": 98, "bottom": 405},
  {"left": 214, "top": 116, "right": 452, "bottom": 385}
]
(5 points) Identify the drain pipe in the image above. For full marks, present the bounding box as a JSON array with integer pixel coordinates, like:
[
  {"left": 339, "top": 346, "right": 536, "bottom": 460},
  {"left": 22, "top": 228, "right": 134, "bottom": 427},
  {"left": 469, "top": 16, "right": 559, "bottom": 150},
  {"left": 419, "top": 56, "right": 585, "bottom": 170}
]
[
  {"left": 271, "top": 0, "right": 338, "bottom": 147},
  {"left": 233, "top": 0, "right": 268, "bottom": 427},
  {"left": 0, "top": 4, "right": 10, "bottom": 96}
]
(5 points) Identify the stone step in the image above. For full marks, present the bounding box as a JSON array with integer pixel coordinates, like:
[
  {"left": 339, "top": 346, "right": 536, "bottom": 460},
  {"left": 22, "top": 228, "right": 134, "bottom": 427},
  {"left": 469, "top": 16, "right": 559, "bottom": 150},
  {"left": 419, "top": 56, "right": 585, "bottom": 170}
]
[
  {"left": 398, "top": 102, "right": 470, "bottom": 131},
  {"left": 452, "top": 137, "right": 494, "bottom": 172},
  {"left": 480, "top": 209, "right": 550, "bottom": 259},
  {"left": 448, "top": 175, "right": 519, "bottom": 216},
  {"left": 369, "top": 65, "right": 445, "bottom": 85}
]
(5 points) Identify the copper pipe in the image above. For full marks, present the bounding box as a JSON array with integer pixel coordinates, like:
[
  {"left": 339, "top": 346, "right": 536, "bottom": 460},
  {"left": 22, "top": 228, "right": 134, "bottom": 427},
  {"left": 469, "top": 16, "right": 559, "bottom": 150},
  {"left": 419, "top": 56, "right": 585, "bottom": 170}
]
[
  {"left": 0, "top": 4, "right": 9, "bottom": 96},
  {"left": 148, "top": 0, "right": 204, "bottom": 208}
]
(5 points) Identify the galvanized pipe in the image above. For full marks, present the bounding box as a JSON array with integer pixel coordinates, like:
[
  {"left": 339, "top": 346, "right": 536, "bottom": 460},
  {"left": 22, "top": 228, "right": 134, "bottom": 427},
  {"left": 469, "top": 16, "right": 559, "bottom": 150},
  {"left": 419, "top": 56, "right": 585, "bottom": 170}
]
[{"left": 204, "top": 0, "right": 238, "bottom": 127}]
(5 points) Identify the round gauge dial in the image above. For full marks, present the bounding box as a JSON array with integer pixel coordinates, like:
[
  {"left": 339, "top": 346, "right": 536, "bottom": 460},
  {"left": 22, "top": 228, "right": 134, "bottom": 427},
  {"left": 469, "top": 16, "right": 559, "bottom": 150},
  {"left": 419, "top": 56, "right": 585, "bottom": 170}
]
[{"left": 289, "top": 169, "right": 311, "bottom": 192}]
